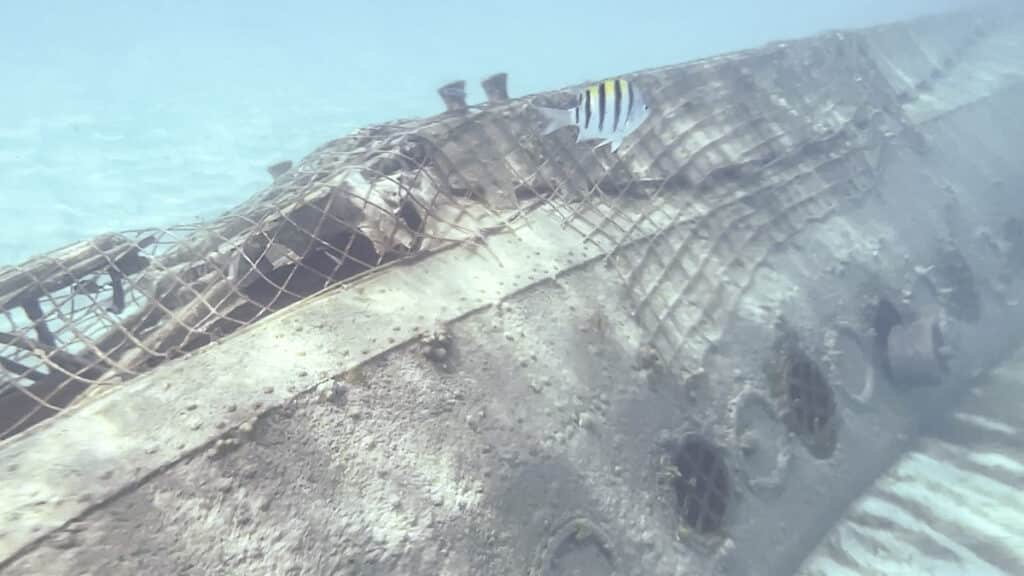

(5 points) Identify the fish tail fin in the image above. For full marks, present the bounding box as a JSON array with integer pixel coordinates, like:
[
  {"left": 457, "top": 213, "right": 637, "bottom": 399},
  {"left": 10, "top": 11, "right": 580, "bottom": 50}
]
[{"left": 535, "top": 105, "right": 573, "bottom": 136}]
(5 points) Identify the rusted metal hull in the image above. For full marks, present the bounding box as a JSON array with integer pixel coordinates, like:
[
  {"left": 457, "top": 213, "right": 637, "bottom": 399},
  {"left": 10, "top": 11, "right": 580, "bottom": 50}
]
[{"left": 1, "top": 6, "right": 1023, "bottom": 576}]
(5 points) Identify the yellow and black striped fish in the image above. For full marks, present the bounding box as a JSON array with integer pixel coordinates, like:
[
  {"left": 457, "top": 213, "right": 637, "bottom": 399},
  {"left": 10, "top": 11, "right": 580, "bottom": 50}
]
[{"left": 536, "top": 77, "right": 651, "bottom": 152}]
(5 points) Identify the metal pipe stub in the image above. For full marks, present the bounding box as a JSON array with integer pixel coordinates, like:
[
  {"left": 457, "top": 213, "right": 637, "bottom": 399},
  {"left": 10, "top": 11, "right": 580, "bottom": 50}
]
[
  {"left": 266, "top": 160, "right": 292, "bottom": 181},
  {"left": 886, "top": 314, "right": 954, "bottom": 388},
  {"left": 481, "top": 73, "right": 509, "bottom": 103},
  {"left": 438, "top": 80, "right": 468, "bottom": 112}
]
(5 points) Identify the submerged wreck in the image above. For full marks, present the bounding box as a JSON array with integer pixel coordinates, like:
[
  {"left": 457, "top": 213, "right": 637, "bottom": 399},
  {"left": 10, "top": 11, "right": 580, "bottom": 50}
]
[{"left": 2, "top": 5, "right": 1024, "bottom": 575}]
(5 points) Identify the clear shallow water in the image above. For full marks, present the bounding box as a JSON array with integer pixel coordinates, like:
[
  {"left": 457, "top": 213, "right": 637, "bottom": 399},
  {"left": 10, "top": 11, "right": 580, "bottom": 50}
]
[
  {"left": 0, "top": 98, "right": 363, "bottom": 259},
  {"left": 0, "top": 0, "right": 976, "bottom": 264}
]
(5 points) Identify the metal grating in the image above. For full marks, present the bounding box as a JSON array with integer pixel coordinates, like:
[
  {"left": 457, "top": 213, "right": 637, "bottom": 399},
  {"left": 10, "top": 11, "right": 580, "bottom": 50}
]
[{"left": 0, "top": 15, "right": 981, "bottom": 442}]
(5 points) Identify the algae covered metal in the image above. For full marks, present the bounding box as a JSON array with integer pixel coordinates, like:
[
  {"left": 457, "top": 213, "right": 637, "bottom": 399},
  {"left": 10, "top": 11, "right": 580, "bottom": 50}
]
[{"left": 1, "top": 5, "right": 1024, "bottom": 576}]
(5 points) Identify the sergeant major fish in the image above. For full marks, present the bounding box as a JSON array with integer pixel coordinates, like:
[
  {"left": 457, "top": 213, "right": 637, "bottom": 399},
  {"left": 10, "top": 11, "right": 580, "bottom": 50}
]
[{"left": 535, "top": 77, "right": 651, "bottom": 153}]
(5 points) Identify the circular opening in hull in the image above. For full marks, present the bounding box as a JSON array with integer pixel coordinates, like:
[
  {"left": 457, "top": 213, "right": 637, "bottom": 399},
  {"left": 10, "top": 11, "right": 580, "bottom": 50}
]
[
  {"left": 539, "top": 517, "right": 616, "bottom": 576},
  {"left": 783, "top": 349, "right": 838, "bottom": 459},
  {"left": 669, "top": 436, "right": 731, "bottom": 533}
]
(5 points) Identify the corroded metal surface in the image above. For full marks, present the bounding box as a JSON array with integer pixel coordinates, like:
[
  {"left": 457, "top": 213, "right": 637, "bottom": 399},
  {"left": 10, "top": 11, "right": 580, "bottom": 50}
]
[
  {"left": 798, "top": 347, "right": 1024, "bottom": 575},
  {"left": 1, "top": 5, "right": 1023, "bottom": 576}
]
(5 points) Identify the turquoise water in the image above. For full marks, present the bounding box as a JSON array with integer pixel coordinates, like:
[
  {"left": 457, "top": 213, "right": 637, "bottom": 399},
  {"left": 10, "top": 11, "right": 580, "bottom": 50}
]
[{"left": 0, "top": 0, "right": 974, "bottom": 264}]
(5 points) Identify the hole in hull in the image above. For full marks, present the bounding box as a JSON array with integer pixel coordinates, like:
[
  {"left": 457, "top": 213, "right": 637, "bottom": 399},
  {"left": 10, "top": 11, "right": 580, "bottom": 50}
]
[
  {"left": 782, "top": 348, "right": 838, "bottom": 459},
  {"left": 872, "top": 297, "right": 903, "bottom": 381},
  {"left": 669, "top": 435, "right": 732, "bottom": 533}
]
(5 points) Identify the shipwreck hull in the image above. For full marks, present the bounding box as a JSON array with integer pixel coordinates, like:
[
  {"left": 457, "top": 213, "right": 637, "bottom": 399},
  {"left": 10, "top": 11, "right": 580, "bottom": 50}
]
[{"left": 1, "top": 5, "right": 1023, "bottom": 576}]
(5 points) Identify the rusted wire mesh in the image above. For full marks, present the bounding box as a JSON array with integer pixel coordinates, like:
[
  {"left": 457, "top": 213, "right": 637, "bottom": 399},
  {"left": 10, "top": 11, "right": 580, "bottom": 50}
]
[
  {"left": 0, "top": 104, "right": 546, "bottom": 440},
  {"left": 0, "top": 23, "right": 945, "bottom": 441},
  {"left": 539, "top": 37, "right": 903, "bottom": 376}
]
